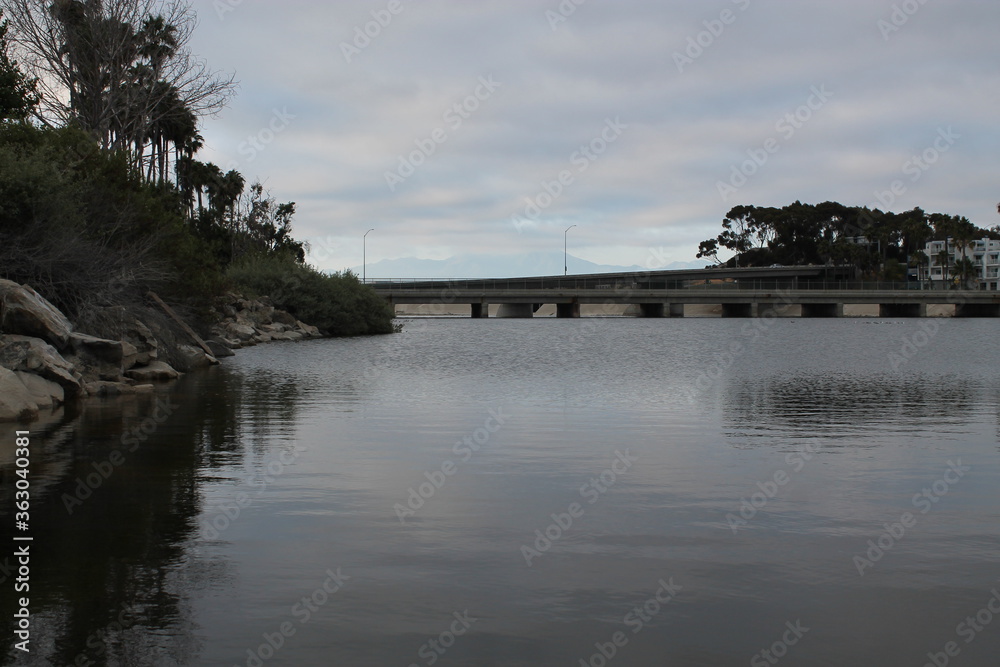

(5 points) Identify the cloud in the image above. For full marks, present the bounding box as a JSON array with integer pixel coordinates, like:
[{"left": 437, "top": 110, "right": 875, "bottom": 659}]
[{"left": 188, "top": 0, "right": 1000, "bottom": 272}]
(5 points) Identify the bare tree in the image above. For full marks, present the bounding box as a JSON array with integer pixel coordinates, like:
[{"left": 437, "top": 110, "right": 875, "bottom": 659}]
[{"left": 0, "top": 0, "right": 234, "bottom": 165}]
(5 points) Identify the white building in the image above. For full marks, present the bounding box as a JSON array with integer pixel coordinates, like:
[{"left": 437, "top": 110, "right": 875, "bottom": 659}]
[{"left": 924, "top": 238, "right": 1000, "bottom": 290}]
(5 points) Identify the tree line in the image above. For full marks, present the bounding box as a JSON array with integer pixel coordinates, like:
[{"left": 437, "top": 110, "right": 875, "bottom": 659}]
[
  {"left": 0, "top": 0, "right": 393, "bottom": 335},
  {"left": 697, "top": 201, "right": 999, "bottom": 284}
]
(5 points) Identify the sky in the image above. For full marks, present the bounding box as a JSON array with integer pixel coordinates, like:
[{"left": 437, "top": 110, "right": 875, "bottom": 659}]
[{"left": 187, "top": 0, "right": 1000, "bottom": 275}]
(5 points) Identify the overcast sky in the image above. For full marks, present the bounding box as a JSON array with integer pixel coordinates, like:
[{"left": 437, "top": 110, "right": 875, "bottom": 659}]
[{"left": 187, "top": 0, "right": 999, "bottom": 274}]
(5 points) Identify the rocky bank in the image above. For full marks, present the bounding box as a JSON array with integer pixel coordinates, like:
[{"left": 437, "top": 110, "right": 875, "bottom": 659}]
[{"left": 0, "top": 280, "right": 323, "bottom": 423}]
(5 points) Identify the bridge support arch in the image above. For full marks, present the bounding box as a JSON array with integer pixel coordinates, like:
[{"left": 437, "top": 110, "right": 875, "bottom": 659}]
[
  {"left": 801, "top": 303, "right": 843, "bottom": 318},
  {"left": 880, "top": 303, "right": 926, "bottom": 318},
  {"left": 955, "top": 303, "right": 1000, "bottom": 317},
  {"left": 638, "top": 303, "right": 665, "bottom": 318},
  {"left": 668, "top": 303, "right": 684, "bottom": 318},
  {"left": 471, "top": 303, "right": 489, "bottom": 318},
  {"left": 722, "top": 303, "right": 755, "bottom": 318},
  {"left": 497, "top": 303, "right": 534, "bottom": 318},
  {"left": 557, "top": 302, "right": 581, "bottom": 318}
]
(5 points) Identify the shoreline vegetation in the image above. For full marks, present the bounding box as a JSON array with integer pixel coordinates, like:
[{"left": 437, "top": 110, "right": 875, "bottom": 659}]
[{"left": 0, "top": 2, "right": 394, "bottom": 422}]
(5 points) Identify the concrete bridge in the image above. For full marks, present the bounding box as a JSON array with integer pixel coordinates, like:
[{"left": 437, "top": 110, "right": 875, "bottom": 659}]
[{"left": 370, "top": 266, "right": 1000, "bottom": 318}]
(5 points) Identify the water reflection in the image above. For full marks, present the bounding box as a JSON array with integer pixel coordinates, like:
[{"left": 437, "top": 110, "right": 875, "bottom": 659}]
[{"left": 0, "top": 363, "right": 306, "bottom": 666}]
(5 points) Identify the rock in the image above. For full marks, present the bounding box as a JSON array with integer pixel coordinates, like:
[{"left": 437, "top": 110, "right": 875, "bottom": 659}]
[
  {"left": 0, "top": 280, "right": 74, "bottom": 350},
  {"left": 296, "top": 321, "right": 321, "bottom": 337},
  {"left": 272, "top": 310, "right": 298, "bottom": 327},
  {"left": 84, "top": 381, "right": 155, "bottom": 397},
  {"left": 0, "top": 335, "right": 82, "bottom": 396},
  {"left": 206, "top": 339, "right": 235, "bottom": 358},
  {"left": 14, "top": 372, "right": 64, "bottom": 408},
  {"left": 121, "top": 341, "right": 139, "bottom": 371},
  {"left": 253, "top": 333, "right": 272, "bottom": 344},
  {"left": 0, "top": 367, "right": 39, "bottom": 422},
  {"left": 262, "top": 323, "right": 287, "bottom": 334},
  {"left": 226, "top": 322, "right": 257, "bottom": 342},
  {"left": 174, "top": 344, "right": 218, "bottom": 372},
  {"left": 284, "top": 331, "right": 305, "bottom": 342},
  {"left": 125, "top": 361, "right": 180, "bottom": 383},
  {"left": 124, "top": 319, "right": 158, "bottom": 366},
  {"left": 67, "top": 332, "right": 124, "bottom": 382}
]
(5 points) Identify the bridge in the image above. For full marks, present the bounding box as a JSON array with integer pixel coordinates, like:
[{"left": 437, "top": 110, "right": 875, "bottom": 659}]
[{"left": 369, "top": 266, "right": 1000, "bottom": 318}]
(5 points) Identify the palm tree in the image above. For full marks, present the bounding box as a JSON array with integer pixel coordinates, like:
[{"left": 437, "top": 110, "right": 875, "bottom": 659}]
[{"left": 936, "top": 249, "right": 951, "bottom": 286}]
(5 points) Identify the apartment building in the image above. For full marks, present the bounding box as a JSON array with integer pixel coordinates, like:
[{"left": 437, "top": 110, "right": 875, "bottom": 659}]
[{"left": 924, "top": 238, "right": 1000, "bottom": 290}]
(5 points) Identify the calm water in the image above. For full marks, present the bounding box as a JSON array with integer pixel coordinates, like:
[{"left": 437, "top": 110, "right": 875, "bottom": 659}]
[{"left": 2, "top": 317, "right": 1000, "bottom": 666}]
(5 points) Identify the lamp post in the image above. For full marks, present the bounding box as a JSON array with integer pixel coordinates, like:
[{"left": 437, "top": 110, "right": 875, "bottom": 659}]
[
  {"left": 564, "top": 224, "right": 576, "bottom": 276},
  {"left": 363, "top": 228, "right": 374, "bottom": 283}
]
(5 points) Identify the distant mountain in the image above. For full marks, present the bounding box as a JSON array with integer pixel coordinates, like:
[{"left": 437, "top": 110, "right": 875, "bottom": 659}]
[{"left": 351, "top": 252, "right": 705, "bottom": 280}]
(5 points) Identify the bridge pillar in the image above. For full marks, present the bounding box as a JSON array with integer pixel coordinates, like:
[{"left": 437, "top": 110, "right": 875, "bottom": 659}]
[
  {"left": 801, "top": 303, "right": 843, "bottom": 318},
  {"left": 497, "top": 303, "right": 534, "bottom": 318},
  {"left": 557, "top": 302, "right": 580, "bottom": 318},
  {"left": 879, "top": 303, "right": 926, "bottom": 318},
  {"left": 471, "top": 303, "right": 489, "bottom": 319},
  {"left": 638, "top": 303, "right": 665, "bottom": 318},
  {"left": 668, "top": 303, "right": 685, "bottom": 318},
  {"left": 955, "top": 303, "right": 1000, "bottom": 317},
  {"left": 721, "top": 303, "right": 755, "bottom": 318}
]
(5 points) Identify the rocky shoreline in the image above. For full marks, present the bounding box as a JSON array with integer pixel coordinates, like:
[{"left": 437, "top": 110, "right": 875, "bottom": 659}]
[{"left": 0, "top": 279, "right": 323, "bottom": 423}]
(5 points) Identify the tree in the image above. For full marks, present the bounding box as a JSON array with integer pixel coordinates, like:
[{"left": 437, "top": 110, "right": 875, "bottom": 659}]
[
  {"left": 0, "top": 0, "right": 234, "bottom": 158},
  {"left": 0, "top": 10, "right": 38, "bottom": 120}
]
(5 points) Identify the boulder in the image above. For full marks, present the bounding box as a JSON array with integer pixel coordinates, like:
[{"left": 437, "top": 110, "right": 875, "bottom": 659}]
[
  {"left": 226, "top": 322, "right": 257, "bottom": 342},
  {"left": 84, "top": 381, "right": 156, "bottom": 397},
  {"left": 121, "top": 341, "right": 139, "bottom": 371},
  {"left": 253, "top": 333, "right": 272, "bottom": 344},
  {"left": 174, "top": 344, "right": 218, "bottom": 372},
  {"left": 0, "top": 335, "right": 82, "bottom": 396},
  {"left": 206, "top": 339, "right": 235, "bottom": 358},
  {"left": 272, "top": 310, "right": 299, "bottom": 327},
  {"left": 125, "top": 361, "right": 180, "bottom": 383},
  {"left": 123, "top": 319, "right": 158, "bottom": 366},
  {"left": 0, "top": 280, "right": 73, "bottom": 350},
  {"left": 296, "top": 321, "right": 322, "bottom": 337},
  {"left": 67, "top": 332, "right": 124, "bottom": 382},
  {"left": 0, "top": 367, "right": 39, "bottom": 422},
  {"left": 15, "top": 372, "right": 64, "bottom": 408},
  {"left": 262, "top": 323, "right": 287, "bottom": 334}
]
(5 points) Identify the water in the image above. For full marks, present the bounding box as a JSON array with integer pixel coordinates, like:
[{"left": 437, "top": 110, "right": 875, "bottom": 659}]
[{"left": 2, "top": 317, "right": 999, "bottom": 666}]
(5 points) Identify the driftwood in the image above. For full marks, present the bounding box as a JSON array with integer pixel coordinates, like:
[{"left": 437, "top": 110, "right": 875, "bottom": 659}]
[{"left": 146, "top": 291, "right": 216, "bottom": 358}]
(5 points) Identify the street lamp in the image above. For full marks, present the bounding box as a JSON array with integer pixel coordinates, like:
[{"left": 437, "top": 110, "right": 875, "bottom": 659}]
[
  {"left": 564, "top": 224, "right": 576, "bottom": 276},
  {"left": 363, "top": 228, "right": 374, "bottom": 283}
]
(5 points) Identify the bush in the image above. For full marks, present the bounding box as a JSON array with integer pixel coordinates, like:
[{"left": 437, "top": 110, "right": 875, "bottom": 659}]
[{"left": 226, "top": 254, "right": 395, "bottom": 336}]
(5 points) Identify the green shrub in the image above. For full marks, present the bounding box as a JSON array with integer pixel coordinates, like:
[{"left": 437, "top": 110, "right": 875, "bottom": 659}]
[{"left": 226, "top": 254, "right": 395, "bottom": 336}]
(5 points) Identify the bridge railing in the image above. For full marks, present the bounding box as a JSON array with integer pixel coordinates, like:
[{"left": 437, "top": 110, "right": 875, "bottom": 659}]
[{"left": 369, "top": 278, "right": 970, "bottom": 292}]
